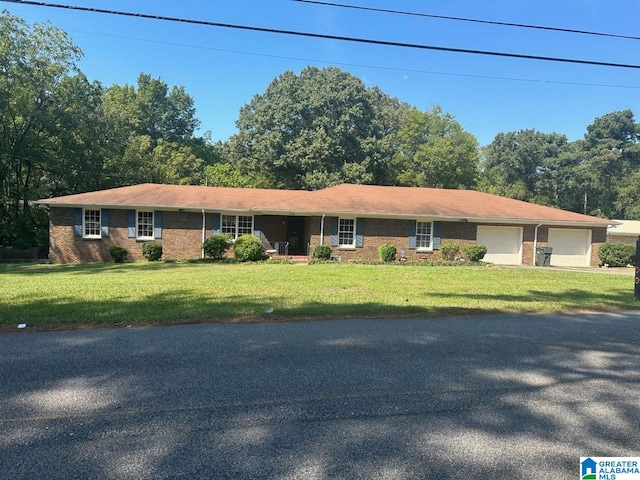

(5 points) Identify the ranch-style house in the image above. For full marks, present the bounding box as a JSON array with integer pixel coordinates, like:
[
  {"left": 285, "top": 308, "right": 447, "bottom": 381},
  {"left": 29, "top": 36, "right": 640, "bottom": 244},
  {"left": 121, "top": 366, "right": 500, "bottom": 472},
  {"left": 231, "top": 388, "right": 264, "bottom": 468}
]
[{"left": 39, "top": 183, "right": 612, "bottom": 267}]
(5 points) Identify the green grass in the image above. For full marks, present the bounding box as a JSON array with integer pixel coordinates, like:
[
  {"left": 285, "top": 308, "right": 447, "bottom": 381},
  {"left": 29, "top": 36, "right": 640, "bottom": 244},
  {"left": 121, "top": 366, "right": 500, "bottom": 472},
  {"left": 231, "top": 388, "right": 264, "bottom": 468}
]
[{"left": 0, "top": 262, "right": 638, "bottom": 328}]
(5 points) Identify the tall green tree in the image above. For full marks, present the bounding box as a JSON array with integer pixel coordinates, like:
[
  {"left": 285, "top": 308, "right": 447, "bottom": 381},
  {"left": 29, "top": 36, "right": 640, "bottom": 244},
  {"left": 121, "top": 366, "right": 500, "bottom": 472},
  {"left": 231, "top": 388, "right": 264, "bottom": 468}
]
[
  {"left": 480, "top": 129, "right": 570, "bottom": 204},
  {"left": 227, "top": 66, "right": 406, "bottom": 190},
  {"left": 615, "top": 170, "right": 640, "bottom": 219},
  {"left": 393, "top": 106, "right": 479, "bottom": 188},
  {"left": 0, "top": 12, "right": 219, "bottom": 249},
  {"left": 49, "top": 73, "right": 110, "bottom": 194},
  {"left": 102, "top": 73, "right": 210, "bottom": 187},
  {"left": 133, "top": 73, "right": 199, "bottom": 144},
  {"left": 0, "top": 10, "right": 82, "bottom": 247},
  {"left": 577, "top": 109, "right": 640, "bottom": 217}
]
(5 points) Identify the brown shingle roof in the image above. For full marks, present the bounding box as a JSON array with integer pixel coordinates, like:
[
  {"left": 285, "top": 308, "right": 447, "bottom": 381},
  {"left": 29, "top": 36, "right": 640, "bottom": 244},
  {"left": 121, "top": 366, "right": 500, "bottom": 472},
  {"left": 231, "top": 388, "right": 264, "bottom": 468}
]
[
  {"left": 296, "top": 184, "right": 612, "bottom": 225},
  {"left": 41, "top": 184, "right": 304, "bottom": 212},
  {"left": 39, "top": 183, "right": 611, "bottom": 226}
]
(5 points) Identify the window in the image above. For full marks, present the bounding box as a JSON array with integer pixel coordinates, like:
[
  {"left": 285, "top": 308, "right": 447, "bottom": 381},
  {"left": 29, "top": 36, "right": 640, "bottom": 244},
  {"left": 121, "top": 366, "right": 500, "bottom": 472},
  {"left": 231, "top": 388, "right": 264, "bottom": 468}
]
[
  {"left": 137, "top": 211, "right": 154, "bottom": 239},
  {"left": 237, "top": 216, "right": 253, "bottom": 236},
  {"left": 416, "top": 221, "right": 433, "bottom": 250},
  {"left": 338, "top": 218, "right": 356, "bottom": 248},
  {"left": 221, "top": 215, "right": 253, "bottom": 239},
  {"left": 83, "top": 209, "right": 101, "bottom": 238}
]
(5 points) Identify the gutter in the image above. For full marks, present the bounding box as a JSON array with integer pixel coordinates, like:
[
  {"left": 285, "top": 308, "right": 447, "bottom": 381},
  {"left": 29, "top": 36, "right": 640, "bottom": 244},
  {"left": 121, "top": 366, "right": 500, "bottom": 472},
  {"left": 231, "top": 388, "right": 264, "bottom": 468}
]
[
  {"left": 201, "top": 209, "right": 206, "bottom": 259},
  {"left": 533, "top": 223, "right": 543, "bottom": 266}
]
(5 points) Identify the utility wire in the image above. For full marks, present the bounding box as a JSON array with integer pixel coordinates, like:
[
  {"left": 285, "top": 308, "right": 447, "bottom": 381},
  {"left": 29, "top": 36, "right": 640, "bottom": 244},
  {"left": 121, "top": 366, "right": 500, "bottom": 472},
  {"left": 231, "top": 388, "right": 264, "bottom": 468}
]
[
  {"left": 2, "top": 0, "right": 640, "bottom": 70},
  {"left": 293, "top": 0, "right": 640, "bottom": 41},
  {"left": 69, "top": 28, "right": 640, "bottom": 90}
]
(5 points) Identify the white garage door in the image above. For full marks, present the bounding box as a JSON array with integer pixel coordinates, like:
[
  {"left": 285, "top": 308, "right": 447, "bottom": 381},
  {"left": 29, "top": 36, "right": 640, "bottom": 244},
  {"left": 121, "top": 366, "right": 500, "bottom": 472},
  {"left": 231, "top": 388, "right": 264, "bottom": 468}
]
[
  {"left": 547, "top": 228, "right": 591, "bottom": 267},
  {"left": 476, "top": 226, "right": 523, "bottom": 265}
]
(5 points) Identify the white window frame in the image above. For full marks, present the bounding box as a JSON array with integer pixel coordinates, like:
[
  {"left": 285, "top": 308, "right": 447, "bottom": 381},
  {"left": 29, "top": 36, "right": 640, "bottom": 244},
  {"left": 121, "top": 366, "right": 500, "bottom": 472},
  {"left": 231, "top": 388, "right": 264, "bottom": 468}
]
[
  {"left": 338, "top": 217, "right": 356, "bottom": 249},
  {"left": 416, "top": 220, "right": 434, "bottom": 251},
  {"left": 221, "top": 214, "right": 254, "bottom": 240},
  {"left": 83, "top": 209, "right": 101, "bottom": 239},
  {"left": 137, "top": 211, "right": 154, "bottom": 240}
]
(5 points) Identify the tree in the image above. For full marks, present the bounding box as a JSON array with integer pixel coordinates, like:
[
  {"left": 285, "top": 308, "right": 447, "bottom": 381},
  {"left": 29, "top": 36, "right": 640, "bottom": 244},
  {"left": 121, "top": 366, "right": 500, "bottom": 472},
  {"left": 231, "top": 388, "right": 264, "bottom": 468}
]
[
  {"left": 134, "top": 73, "right": 199, "bottom": 144},
  {"left": 0, "top": 11, "right": 82, "bottom": 248},
  {"left": 480, "top": 129, "right": 570, "bottom": 204},
  {"left": 578, "top": 110, "right": 640, "bottom": 217},
  {"left": 48, "top": 73, "right": 110, "bottom": 194},
  {"left": 0, "top": 12, "right": 217, "bottom": 249},
  {"left": 102, "top": 74, "right": 211, "bottom": 187},
  {"left": 615, "top": 170, "right": 640, "bottom": 219},
  {"left": 153, "top": 141, "right": 205, "bottom": 185},
  {"left": 226, "top": 66, "right": 406, "bottom": 190},
  {"left": 393, "top": 106, "right": 479, "bottom": 188}
]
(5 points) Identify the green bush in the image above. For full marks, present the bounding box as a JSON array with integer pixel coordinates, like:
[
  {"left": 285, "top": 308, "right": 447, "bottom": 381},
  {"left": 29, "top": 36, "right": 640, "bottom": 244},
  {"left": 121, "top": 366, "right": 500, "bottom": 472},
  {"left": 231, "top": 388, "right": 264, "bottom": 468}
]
[
  {"left": 233, "top": 234, "right": 263, "bottom": 262},
  {"left": 439, "top": 242, "right": 460, "bottom": 261},
  {"left": 598, "top": 243, "right": 635, "bottom": 267},
  {"left": 379, "top": 244, "right": 397, "bottom": 262},
  {"left": 108, "top": 245, "right": 128, "bottom": 263},
  {"left": 141, "top": 241, "right": 163, "bottom": 262},
  {"left": 312, "top": 244, "right": 332, "bottom": 260},
  {"left": 202, "top": 234, "right": 232, "bottom": 260},
  {"left": 463, "top": 244, "right": 488, "bottom": 262}
]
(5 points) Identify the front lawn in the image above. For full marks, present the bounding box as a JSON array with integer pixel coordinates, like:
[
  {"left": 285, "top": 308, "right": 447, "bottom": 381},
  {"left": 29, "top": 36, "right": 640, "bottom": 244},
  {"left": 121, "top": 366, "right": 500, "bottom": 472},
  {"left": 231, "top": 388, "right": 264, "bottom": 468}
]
[{"left": 0, "top": 262, "right": 637, "bottom": 329}]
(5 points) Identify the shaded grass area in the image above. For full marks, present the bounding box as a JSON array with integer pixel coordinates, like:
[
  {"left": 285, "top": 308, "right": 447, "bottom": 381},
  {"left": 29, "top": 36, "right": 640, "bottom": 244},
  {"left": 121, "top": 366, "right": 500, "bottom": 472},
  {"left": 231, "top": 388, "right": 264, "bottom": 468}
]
[{"left": 0, "top": 262, "right": 637, "bottom": 329}]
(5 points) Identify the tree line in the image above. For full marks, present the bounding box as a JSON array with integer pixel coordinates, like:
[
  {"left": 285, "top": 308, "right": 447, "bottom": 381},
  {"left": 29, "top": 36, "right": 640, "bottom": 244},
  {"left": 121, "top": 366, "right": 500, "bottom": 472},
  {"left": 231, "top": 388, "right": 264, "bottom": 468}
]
[{"left": 1, "top": 11, "right": 639, "bottom": 251}]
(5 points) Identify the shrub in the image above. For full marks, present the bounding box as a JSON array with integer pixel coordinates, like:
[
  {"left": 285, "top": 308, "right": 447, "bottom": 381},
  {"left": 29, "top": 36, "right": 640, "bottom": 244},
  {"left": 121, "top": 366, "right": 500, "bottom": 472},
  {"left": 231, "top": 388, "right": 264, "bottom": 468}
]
[
  {"left": 202, "top": 234, "right": 232, "bottom": 260},
  {"left": 108, "top": 245, "right": 128, "bottom": 263},
  {"left": 379, "top": 244, "right": 397, "bottom": 262},
  {"left": 598, "top": 243, "right": 635, "bottom": 267},
  {"left": 312, "top": 244, "right": 332, "bottom": 260},
  {"left": 439, "top": 242, "right": 460, "bottom": 261},
  {"left": 233, "top": 234, "right": 263, "bottom": 262},
  {"left": 463, "top": 244, "right": 488, "bottom": 262},
  {"left": 141, "top": 241, "right": 163, "bottom": 262}
]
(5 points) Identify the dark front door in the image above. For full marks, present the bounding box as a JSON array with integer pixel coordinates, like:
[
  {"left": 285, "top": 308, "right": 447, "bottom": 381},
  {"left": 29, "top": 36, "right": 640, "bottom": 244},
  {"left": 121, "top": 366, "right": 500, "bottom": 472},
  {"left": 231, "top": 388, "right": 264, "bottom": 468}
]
[{"left": 287, "top": 217, "right": 305, "bottom": 254}]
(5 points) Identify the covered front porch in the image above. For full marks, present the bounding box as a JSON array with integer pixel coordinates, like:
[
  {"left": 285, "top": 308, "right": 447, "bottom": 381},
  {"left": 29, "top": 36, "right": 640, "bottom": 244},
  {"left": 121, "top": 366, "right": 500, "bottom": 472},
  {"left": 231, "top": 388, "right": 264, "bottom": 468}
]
[{"left": 255, "top": 214, "right": 314, "bottom": 258}]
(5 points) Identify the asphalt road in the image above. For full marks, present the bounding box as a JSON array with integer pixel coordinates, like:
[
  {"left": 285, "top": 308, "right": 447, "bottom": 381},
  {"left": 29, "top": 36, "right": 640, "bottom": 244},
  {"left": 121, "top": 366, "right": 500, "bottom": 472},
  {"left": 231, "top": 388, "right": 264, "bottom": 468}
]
[{"left": 1, "top": 312, "right": 640, "bottom": 479}]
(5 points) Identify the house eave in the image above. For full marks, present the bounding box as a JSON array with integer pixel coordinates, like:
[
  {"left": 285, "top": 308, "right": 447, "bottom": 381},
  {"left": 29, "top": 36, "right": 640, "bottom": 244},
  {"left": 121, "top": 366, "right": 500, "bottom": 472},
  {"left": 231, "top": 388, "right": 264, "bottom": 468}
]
[
  {"left": 256, "top": 209, "right": 610, "bottom": 227},
  {"left": 40, "top": 202, "right": 611, "bottom": 227},
  {"left": 39, "top": 201, "right": 256, "bottom": 214}
]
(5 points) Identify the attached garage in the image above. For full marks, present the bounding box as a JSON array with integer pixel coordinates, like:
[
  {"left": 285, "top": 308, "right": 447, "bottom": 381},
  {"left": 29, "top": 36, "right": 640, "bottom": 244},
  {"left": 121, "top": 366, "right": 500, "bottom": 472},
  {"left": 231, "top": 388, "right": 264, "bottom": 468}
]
[
  {"left": 547, "top": 228, "right": 592, "bottom": 267},
  {"left": 476, "top": 226, "right": 523, "bottom": 265}
]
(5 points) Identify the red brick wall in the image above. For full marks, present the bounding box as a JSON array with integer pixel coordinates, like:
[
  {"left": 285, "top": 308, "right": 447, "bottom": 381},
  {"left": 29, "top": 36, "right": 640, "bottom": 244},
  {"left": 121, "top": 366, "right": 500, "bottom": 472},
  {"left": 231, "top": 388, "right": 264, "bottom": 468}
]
[
  {"left": 49, "top": 208, "right": 608, "bottom": 266},
  {"left": 49, "top": 208, "right": 210, "bottom": 263},
  {"left": 307, "top": 217, "right": 605, "bottom": 266},
  {"left": 308, "top": 217, "right": 479, "bottom": 261},
  {"left": 591, "top": 227, "right": 607, "bottom": 266},
  {"left": 607, "top": 234, "right": 637, "bottom": 245}
]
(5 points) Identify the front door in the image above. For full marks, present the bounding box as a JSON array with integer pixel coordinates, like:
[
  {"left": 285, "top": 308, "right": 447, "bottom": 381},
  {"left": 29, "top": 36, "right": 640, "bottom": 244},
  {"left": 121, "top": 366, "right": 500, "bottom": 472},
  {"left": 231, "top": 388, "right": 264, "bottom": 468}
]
[{"left": 287, "top": 217, "right": 305, "bottom": 254}]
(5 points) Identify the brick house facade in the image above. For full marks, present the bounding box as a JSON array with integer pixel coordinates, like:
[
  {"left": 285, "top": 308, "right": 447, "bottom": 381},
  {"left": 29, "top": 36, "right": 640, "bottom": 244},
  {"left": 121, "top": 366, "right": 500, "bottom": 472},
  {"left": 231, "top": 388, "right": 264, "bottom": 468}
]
[{"left": 41, "top": 183, "right": 611, "bottom": 266}]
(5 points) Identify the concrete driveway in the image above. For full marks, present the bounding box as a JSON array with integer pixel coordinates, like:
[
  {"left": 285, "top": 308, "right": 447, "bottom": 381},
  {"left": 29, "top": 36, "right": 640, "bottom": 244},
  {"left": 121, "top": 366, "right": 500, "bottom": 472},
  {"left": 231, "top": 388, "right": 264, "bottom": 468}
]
[{"left": 1, "top": 312, "right": 639, "bottom": 479}]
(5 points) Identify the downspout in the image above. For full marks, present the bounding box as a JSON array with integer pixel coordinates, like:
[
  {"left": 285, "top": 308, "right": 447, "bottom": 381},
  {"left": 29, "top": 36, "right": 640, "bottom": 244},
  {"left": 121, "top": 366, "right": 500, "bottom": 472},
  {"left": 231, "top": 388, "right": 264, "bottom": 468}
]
[
  {"left": 320, "top": 214, "right": 326, "bottom": 246},
  {"left": 201, "top": 209, "right": 206, "bottom": 259},
  {"left": 533, "top": 223, "right": 543, "bottom": 265}
]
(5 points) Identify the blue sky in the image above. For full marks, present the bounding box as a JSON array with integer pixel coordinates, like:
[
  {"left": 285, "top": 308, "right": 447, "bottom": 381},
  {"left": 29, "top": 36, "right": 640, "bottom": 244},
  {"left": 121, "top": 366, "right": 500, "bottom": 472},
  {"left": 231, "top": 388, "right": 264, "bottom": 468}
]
[{"left": 3, "top": 0, "right": 640, "bottom": 146}]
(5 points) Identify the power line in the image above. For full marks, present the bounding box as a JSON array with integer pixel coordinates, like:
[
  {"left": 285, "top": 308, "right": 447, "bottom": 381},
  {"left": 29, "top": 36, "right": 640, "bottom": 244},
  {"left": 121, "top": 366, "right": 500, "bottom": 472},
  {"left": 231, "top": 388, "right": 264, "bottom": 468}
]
[
  {"left": 293, "top": 0, "right": 640, "bottom": 42},
  {"left": 3, "top": 0, "right": 640, "bottom": 70},
  {"left": 68, "top": 28, "right": 640, "bottom": 90}
]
